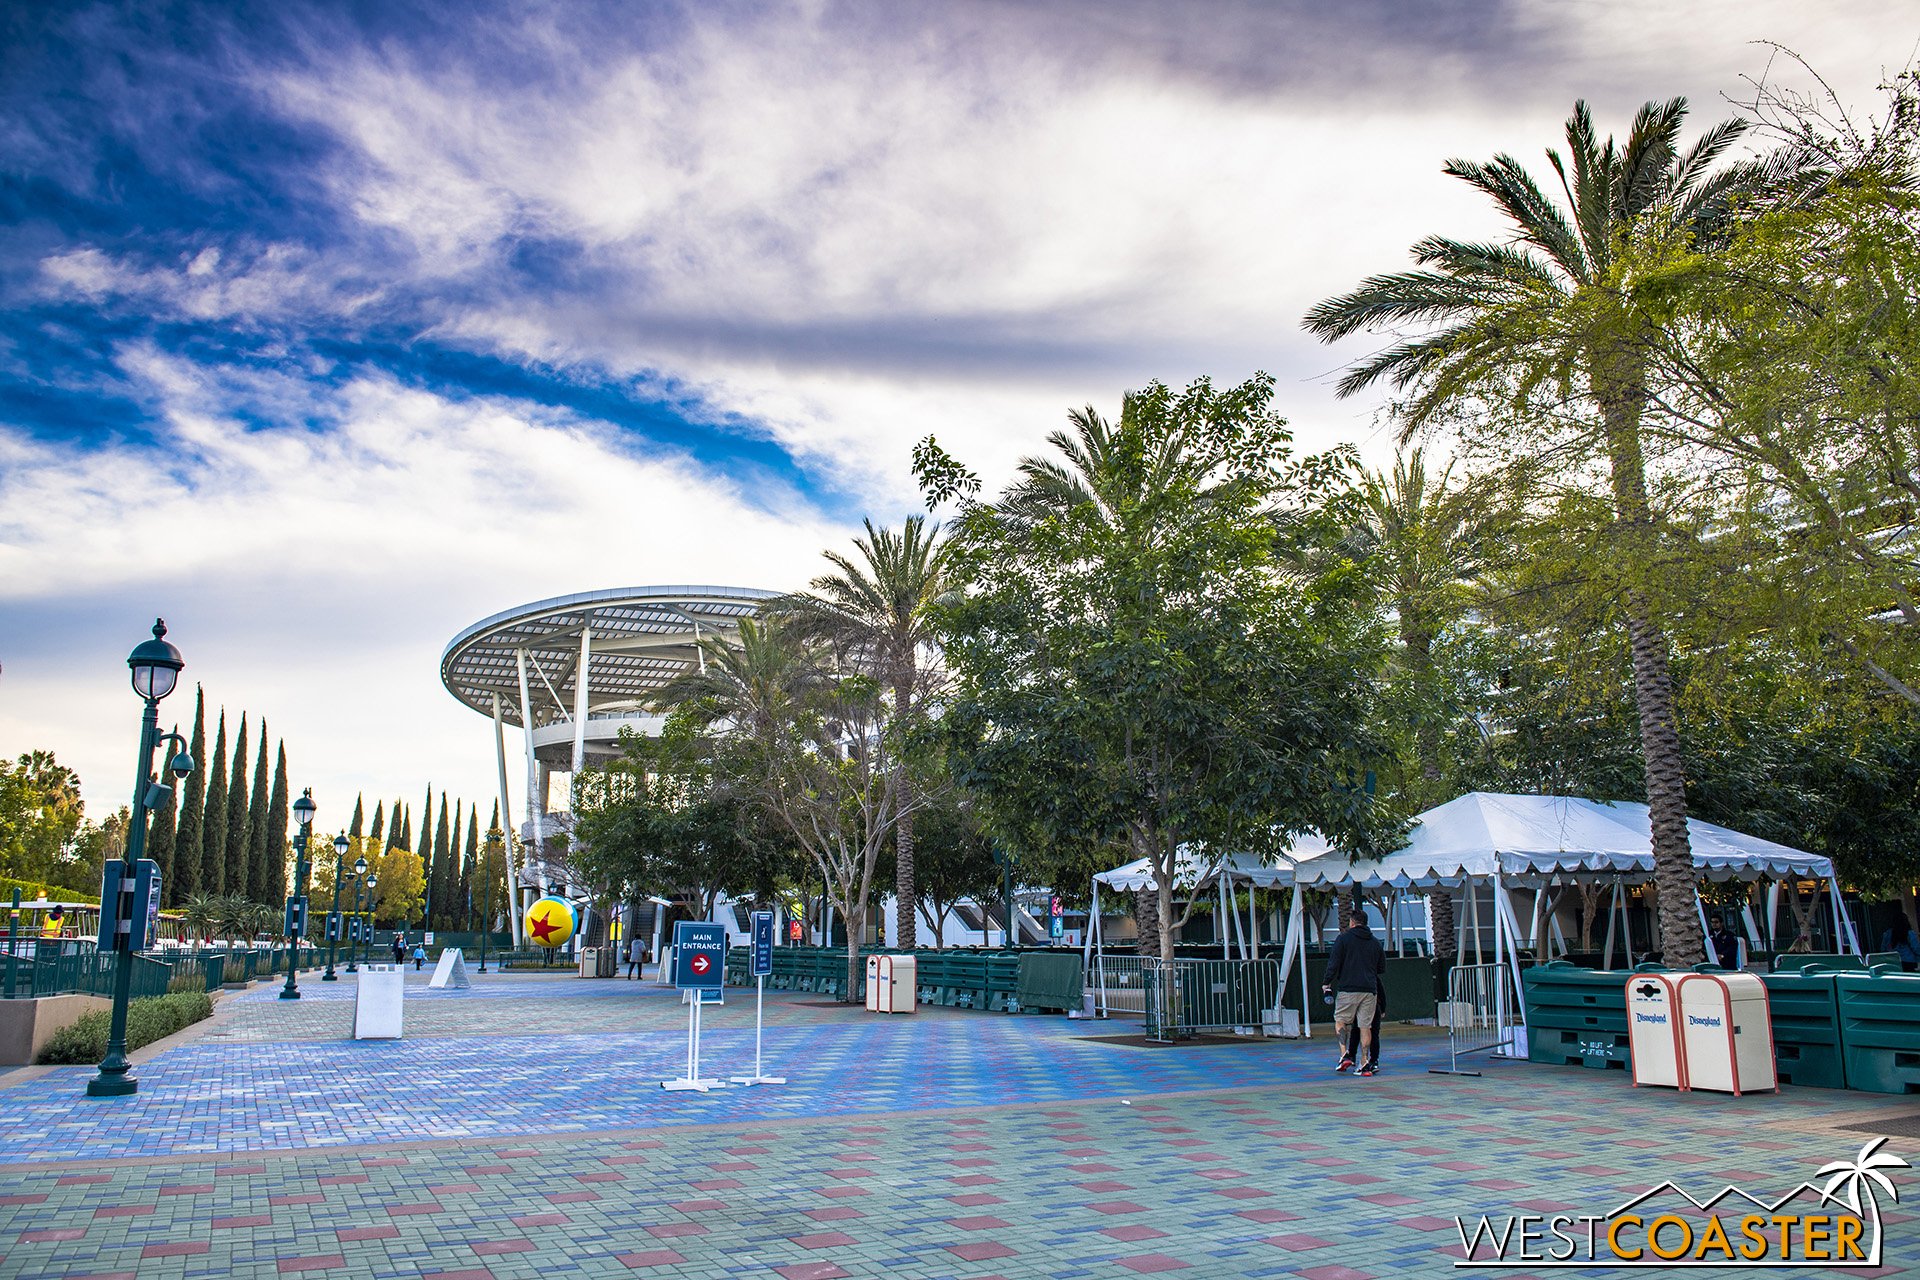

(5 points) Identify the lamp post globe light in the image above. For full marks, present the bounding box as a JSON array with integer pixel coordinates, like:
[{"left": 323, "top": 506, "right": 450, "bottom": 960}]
[
  {"left": 362, "top": 873, "right": 379, "bottom": 966},
  {"left": 88, "top": 619, "right": 191, "bottom": 1099},
  {"left": 279, "top": 790, "right": 317, "bottom": 1000},
  {"left": 323, "top": 839, "right": 360, "bottom": 981}
]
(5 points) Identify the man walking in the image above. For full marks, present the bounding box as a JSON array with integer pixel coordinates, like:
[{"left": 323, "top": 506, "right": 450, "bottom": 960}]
[{"left": 1323, "top": 907, "right": 1386, "bottom": 1077}]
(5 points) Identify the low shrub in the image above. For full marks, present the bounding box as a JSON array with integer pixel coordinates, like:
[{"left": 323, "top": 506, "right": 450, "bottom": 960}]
[
  {"left": 166, "top": 969, "right": 206, "bottom": 995},
  {"left": 37, "top": 991, "right": 215, "bottom": 1064},
  {"left": 221, "top": 960, "right": 247, "bottom": 984}
]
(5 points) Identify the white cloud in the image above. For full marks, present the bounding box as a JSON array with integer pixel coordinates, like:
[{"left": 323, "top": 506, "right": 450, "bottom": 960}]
[{"left": 0, "top": 352, "right": 841, "bottom": 826}]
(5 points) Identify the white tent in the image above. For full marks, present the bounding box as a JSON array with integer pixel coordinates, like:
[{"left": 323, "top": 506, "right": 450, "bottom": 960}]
[{"left": 1088, "top": 793, "right": 1857, "bottom": 1036}]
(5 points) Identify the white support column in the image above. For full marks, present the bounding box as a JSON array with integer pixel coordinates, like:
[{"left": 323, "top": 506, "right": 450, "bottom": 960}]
[
  {"left": 571, "top": 628, "right": 591, "bottom": 780},
  {"left": 1602, "top": 881, "right": 1620, "bottom": 969},
  {"left": 516, "top": 648, "right": 546, "bottom": 891},
  {"left": 1765, "top": 882, "right": 1782, "bottom": 949},
  {"left": 491, "top": 693, "right": 523, "bottom": 948},
  {"left": 1694, "top": 892, "right": 1714, "bottom": 963}
]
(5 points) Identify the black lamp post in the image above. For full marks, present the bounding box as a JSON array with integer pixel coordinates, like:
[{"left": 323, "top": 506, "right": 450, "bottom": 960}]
[
  {"left": 279, "top": 790, "right": 316, "bottom": 1000},
  {"left": 88, "top": 619, "right": 191, "bottom": 1099},
  {"left": 323, "top": 839, "right": 362, "bottom": 981},
  {"left": 344, "top": 867, "right": 363, "bottom": 975},
  {"left": 361, "top": 873, "right": 379, "bottom": 965}
]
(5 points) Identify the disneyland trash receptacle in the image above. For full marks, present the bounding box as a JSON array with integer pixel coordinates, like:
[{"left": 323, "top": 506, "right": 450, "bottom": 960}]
[
  {"left": 1676, "top": 972, "right": 1777, "bottom": 1095},
  {"left": 1626, "top": 973, "right": 1685, "bottom": 1090}
]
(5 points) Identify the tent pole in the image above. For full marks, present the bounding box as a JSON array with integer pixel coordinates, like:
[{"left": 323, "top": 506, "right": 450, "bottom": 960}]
[
  {"left": 1602, "top": 881, "right": 1619, "bottom": 969},
  {"left": 1829, "top": 877, "right": 1860, "bottom": 955},
  {"left": 1624, "top": 885, "right": 1636, "bottom": 967},
  {"left": 1247, "top": 883, "right": 1260, "bottom": 962},
  {"left": 1765, "top": 882, "right": 1781, "bottom": 949},
  {"left": 1695, "top": 892, "right": 1714, "bottom": 963}
]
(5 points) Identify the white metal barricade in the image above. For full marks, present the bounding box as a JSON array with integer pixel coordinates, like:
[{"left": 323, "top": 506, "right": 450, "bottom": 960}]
[
  {"left": 1430, "top": 962, "right": 1520, "bottom": 1076},
  {"left": 1093, "top": 954, "right": 1153, "bottom": 1018}
]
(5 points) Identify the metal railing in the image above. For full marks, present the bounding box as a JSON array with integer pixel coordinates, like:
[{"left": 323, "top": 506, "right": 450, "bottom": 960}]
[
  {"left": 1430, "top": 961, "right": 1520, "bottom": 1077},
  {"left": 1138, "top": 958, "right": 1287, "bottom": 1043},
  {"left": 1091, "top": 954, "right": 1153, "bottom": 1018},
  {"left": 1, "top": 941, "right": 178, "bottom": 1001}
]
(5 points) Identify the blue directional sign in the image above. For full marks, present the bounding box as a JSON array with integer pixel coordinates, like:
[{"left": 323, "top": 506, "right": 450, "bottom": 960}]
[
  {"left": 672, "top": 920, "right": 727, "bottom": 990},
  {"left": 751, "top": 910, "right": 774, "bottom": 977}
]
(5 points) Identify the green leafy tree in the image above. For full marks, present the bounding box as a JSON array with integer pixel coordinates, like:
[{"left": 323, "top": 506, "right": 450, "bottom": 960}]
[
  {"left": 1305, "top": 99, "right": 1763, "bottom": 965},
  {"left": 262, "top": 742, "right": 289, "bottom": 905},
  {"left": 244, "top": 729, "right": 270, "bottom": 903},
  {"left": 202, "top": 713, "right": 228, "bottom": 896},
  {"left": 661, "top": 619, "right": 904, "bottom": 994},
  {"left": 908, "top": 772, "right": 1000, "bottom": 948},
  {"left": 0, "top": 751, "right": 88, "bottom": 884},
  {"left": 171, "top": 689, "right": 207, "bottom": 904},
  {"left": 772, "top": 517, "right": 952, "bottom": 950},
  {"left": 223, "top": 714, "right": 251, "bottom": 900},
  {"left": 917, "top": 374, "right": 1391, "bottom": 961}
]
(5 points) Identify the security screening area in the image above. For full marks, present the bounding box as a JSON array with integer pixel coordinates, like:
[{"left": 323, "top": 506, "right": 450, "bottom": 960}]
[{"left": 3, "top": 621, "right": 1919, "bottom": 1277}]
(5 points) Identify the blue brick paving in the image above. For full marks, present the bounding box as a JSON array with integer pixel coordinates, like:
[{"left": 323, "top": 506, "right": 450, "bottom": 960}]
[{"left": 0, "top": 972, "right": 1912, "bottom": 1278}]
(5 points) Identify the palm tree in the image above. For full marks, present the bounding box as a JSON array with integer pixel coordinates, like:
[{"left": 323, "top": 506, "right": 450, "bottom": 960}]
[
  {"left": 1352, "top": 448, "right": 1498, "bottom": 960},
  {"left": 180, "top": 892, "right": 219, "bottom": 943},
  {"left": 771, "top": 518, "right": 950, "bottom": 951},
  {"left": 1818, "top": 1137, "right": 1909, "bottom": 1218},
  {"left": 1305, "top": 98, "right": 1761, "bottom": 965}
]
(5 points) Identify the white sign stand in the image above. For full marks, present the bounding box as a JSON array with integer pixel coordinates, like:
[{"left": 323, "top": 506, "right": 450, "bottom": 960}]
[
  {"left": 428, "top": 947, "right": 471, "bottom": 989},
  {"left": 352, "top": 964, "right": 405, "bottom": 1039},
  {"left": 661, "top": 989, "right": 727, "bottom": 1092},
  {"left": 731, "top": 974, "right": 786, "bottom": 1086}
]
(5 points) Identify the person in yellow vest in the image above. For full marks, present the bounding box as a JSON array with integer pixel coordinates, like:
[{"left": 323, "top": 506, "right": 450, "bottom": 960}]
[{"left": 40, "top": 905, "right": 65, "bottom": 940}]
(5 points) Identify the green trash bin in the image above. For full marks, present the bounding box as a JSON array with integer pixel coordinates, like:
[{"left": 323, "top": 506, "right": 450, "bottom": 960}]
[
  {"left": 1837, "top": 967, "right": 1920, "bottom": 1094},
  {"left": 1521, "top": 960, "right": 1666, "bottom": 1070}
]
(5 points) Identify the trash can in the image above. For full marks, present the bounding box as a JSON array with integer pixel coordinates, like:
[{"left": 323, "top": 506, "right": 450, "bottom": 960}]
[
  {"left": 865, "top": 955, "right": 917, "bottom": 1014},
  {"left": 577, "top": 946, "right": 599, "bottom": 978},
  {"left": 353, "top": 964, "right": 405, "bottom": 1039},
  {"left": 1677, "top": 972, "right": 1777, "bottom": 1095},
  {"left": 1626, "top": 973, "right": 1685, "bottom": 1090}
]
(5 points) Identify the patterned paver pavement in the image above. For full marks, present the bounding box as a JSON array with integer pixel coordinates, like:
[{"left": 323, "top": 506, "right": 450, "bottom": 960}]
[{"left": 0, "top": 969, "right": 1915, "bottom": 1278}]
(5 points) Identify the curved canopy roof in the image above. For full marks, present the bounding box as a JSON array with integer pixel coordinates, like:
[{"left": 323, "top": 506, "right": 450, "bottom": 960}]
[
  {"left": 441, "top": 585, "right": 777, "bottom": 730},
  {"left": 1094, "top": 793, "right": 1833, "bottom": 892}
]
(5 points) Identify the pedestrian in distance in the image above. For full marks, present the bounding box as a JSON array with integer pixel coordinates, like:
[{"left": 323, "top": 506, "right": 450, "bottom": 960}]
[
  {"left": 1343, "top": 971, "right": 1386, "bottom": 1073},
  {"left": 626, "top": 938, "right": 645, "bottom": 979},
  {"left": 1323, "top": 907, "right": 1386, "bottom": 1077},
  {"left": 390, "top": 935, "right": 405, "bottom": 966},
  {"left": 411, "top": 942, "right": 426, "bottom": 971},
  {"left": 1705, "top": 913, "right": 1741, "bottom": 970}
]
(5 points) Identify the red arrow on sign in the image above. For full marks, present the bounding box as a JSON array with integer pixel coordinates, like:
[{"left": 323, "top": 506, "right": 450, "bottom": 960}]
[{"left": 690, "top": 954, "right": 712, "bottom": 975}]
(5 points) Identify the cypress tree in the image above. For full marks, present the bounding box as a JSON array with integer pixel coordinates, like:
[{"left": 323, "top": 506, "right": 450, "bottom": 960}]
[
  {"left": 224, "top": 714, "right": 251, "bottom": 900},
  {"left": 400, "top": 807, "right": 412, "bottom": 853},
  {"left": 172, "top": 690, "right": 207, "bottom": 904},
  {"left": 431, "top": 794, "right": 451, "bottom": 930},
  {"left": 263, "top": 742, "right": 290, "bottom": 904},
  {"left": 246, "top": 727, "right": 271, "bottom": 902},
  {"left": 460, "top": 809, "right": 478, "bottom": 931},
  {"left": 485, "top": 800, "right": 503, "bottom": 933},
  {"left": 369, "top": 800, "right": 385, "bottom": 845},
  {"left": 387, "top": 798, "right": 404, "bottom": 850},
  {"left": 146, "top": 722, "right": 180, "bottom": 896},
  {"left": 418, "top": 785, "right": 433, "bottom": 922},
  {"left": 349, "top": 795, "right": 364, "bottom": 840},
  {"left": 203, "top": 712, "right": 229, "bottom": 896}
]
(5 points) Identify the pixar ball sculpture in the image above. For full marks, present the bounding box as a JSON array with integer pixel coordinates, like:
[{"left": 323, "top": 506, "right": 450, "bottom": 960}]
[{"left": 525, "top": 896, "right": 576, "bottom": 948}]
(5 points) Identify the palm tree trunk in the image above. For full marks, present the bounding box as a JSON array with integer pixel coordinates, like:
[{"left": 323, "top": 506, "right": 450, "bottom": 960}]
[
  {"left": 1598, "top": 361, "right": 1703, "bottom": 967},
  {"left": 893, "top": 680, "right": 917, "bottom": 952},
  {"left": 1134, "top": 887, "right": 1161, "bottom": 959}
]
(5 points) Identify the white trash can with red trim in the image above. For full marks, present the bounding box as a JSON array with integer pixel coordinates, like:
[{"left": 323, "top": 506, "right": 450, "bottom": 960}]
[
  {"left": 1626, "top": 973, "right": 1686, "bottom": 1090},
  {"left": 1677, "top": 972, "right": 1778, "bottom": 1095}
]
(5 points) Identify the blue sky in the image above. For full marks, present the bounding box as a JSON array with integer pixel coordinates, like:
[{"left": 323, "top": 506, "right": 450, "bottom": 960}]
[{"left": 0, "top": 0, "right": 1906, "bottom": 829}]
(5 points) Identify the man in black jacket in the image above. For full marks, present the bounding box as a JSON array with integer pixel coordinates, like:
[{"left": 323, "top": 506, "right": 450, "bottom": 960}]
[{"left": 1323, "top": 909, "right": 1386, "bottom": 1077}]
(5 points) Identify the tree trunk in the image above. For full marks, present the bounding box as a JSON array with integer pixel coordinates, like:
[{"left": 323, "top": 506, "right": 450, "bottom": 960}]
[
  {"left": 843, "top": 899, "right": 865, "bottom": 1002},
  {"left": 1157, "top": 863, "right": 1177, "bottom": 965},
  {"left": 892, "top": 673, "right": 917, "bottom": 951},
  {"left": 1134, "top": 888, "right": 1161, "bottom": 959},
  {"left": 1597, "top": 361, "right": 1703, "bottom": 968},
  {"left": 1407, "top": 629, "right": 1457, "bottom": 962}
]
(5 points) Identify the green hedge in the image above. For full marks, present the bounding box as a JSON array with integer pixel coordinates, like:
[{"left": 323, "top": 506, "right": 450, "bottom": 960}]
[
  {"left": 0, "top": 875, "right": 98, "bottom": 905},
  {"left": 36, "top": 991, "right": 214, "bottom": 1065}
]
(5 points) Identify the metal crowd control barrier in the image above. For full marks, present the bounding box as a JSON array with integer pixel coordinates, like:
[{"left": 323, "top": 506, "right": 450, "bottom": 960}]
[
  {"left": 1431, "top": 962, "right": 1520, "bottom": 1077},
  {"left": 1141, "top": 958, "right": 1284, "bottom": 1043},
  {"left": 1093, "top": 954, "right": 1152, "bottom": 1019}
]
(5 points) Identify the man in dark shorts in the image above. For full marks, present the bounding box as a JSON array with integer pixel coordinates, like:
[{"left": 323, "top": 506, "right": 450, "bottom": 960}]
[{"left": 1323, "top": 908, "right": 1386, "bottom": 1077}]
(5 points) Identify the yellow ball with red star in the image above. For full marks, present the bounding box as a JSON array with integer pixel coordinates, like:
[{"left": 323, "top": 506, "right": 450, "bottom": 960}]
[{"left": 525, "top": 896, "right": 576, "bottom": 948}]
